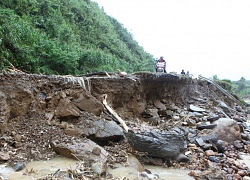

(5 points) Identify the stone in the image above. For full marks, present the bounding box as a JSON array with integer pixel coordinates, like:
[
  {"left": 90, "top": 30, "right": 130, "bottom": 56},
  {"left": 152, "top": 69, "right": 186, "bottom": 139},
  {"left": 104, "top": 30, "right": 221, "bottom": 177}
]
[
  {"left": 205, "top": 150, "right": 215, "bottom": 156},
  {"left": 153, "top": 100, "right": 166, "bottom": 110},
  {"left": 73, "top": 92, "right": 104, "bottom": 116},
  {"left": 82, "top": 119, "right": 124, "bottom": 144},
  {"left": 9, "top": 162, "right": 26, "bottom": 171},
  {"left": 92, "top": 147, "right": 101, "bottom": 155},
  {"left": 176, "top": 154, "right": 189, "bottom": 163},
  {"left": 0, "top": 152, "right": 10, "bottom": 161},
  {"left": 233, "top": 140, "right": 244, "bottom": 149},
  {"left": 51, "top": 138, "right": 108, "bottom": 174},
  {"left": 207, "top": 113, "right": 220, "bottom": 122},
  {"left": 141, "top": 108, "right": 161, "bottom": 125},
  {"left": 197, "top": 124, "right": 217, "bottom": 130},
  {"left": 189, "top": 105, "right": 206, "bottom": 112},
  {"left": 212, "top": 118, "right": 241, "bottom": 143},
  {"left": 126, "top": 129, "right": 186, "bottom": 159},
  {"left": 55, "top": 98, "right": 80, "bottom": 119},
  {"left": 127, "top": 155, "right": 144, "bottom": 172},
  {"left": 187, "top": 119, "right": 196, "bottom": 126},
  {"left": 91, "top": 162, "right": 107, "bottom": 175},
  {"left": 208, "top": 156, "right": 219, "bottom": 163},
  {"left": 141, "top": 171, "right": 159, "bottom": 179},
  {"left": 193, "top": 112, "right": 204, "bottom": 117},
  {"left": 195, "top": 138, "right": 205, "bottom": 147},
  {"left": 213, "top": 139, "right": 226, "bottom": 153},
  {"left": 166, "top": 110, "right": 173, "bottom": 116}
]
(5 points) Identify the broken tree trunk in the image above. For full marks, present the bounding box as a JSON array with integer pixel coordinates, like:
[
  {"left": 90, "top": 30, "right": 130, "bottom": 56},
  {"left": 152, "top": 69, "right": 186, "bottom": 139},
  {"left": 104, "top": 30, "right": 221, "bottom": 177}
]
[{"left": 101, "top": 94, "right": 129, "bottom": 133}]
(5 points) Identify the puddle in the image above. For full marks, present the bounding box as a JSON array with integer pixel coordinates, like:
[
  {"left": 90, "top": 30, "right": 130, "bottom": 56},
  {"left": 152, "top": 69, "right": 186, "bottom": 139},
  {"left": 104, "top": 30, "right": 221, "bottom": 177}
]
[
  {"left": 109, "top": 165, "right": 194, "bottom": 180},
  {"left": 0, "top": 156, "right": 77, "bottom": 180}
]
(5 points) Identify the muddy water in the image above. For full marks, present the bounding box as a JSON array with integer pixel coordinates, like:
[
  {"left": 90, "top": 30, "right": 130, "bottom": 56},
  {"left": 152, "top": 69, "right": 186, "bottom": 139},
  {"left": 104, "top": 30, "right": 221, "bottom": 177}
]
[
  {"left": 2, "top": 155, "right": 250, "bottom": 180},
  {"left": 0, "top": 156, "right": 77, "bottom": 180},
  {"left": 0, "top": 156, "right": 193, "bottom": 180},
  {"left": 108, "top": 164, "right": 194, "bottom": 180}
]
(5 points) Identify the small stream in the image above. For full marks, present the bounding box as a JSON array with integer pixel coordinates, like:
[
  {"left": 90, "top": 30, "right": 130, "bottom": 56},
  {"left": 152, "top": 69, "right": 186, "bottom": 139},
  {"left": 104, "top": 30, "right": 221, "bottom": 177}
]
[{"left": 0, "top": 156, "right": 193, "bottom": 180}]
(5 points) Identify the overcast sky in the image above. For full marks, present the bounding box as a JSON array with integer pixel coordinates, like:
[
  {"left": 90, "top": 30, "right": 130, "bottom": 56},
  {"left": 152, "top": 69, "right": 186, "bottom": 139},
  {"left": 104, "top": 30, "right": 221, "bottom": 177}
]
[{"left": 93, "top": 0, "right": 250, "bottom": 81}]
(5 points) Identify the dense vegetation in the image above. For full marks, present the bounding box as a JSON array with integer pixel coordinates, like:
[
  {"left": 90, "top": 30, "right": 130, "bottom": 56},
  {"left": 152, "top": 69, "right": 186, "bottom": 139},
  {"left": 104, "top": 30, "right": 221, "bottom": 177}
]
[{"left": 0, "top": 0, "right": 155, "bottom": 75}]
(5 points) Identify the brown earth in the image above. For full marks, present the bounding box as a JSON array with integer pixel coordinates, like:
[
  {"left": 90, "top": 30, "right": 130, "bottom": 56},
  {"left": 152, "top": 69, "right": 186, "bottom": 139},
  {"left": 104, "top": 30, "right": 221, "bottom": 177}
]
[{"left": 0, "top": 72, "right": 250, "bottom": 179}]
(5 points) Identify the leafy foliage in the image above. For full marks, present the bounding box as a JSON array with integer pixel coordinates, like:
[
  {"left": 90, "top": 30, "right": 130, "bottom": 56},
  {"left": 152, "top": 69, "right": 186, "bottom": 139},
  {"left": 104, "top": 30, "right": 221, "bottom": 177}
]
[
  {"left": 232, "top": 77, "right": 250, "bottom": 100},
  {"left": 0, "top": 0, "right": 155, "bottom": 75},
  {"left": 212, "top": 75, "right": 250, "bottom": 103}
]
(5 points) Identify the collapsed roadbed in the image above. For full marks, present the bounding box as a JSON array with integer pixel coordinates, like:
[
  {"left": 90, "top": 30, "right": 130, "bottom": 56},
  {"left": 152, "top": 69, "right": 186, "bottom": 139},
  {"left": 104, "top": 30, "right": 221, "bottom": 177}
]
[{"left": 0, "top": 72, "right": 250, "bottom": 179}]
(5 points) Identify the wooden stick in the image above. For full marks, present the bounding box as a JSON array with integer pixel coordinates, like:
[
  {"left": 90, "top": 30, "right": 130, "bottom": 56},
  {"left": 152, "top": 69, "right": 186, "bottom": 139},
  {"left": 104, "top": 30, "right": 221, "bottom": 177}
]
[{"left": 101, "top": 94, "right": 129, "bottom": 133}]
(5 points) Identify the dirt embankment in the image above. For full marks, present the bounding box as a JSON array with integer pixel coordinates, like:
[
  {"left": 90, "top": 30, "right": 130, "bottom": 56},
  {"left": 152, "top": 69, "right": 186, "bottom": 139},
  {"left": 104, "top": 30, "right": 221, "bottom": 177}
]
[{"left": 0, "top": 72, "right": 249, "bottom": 179}]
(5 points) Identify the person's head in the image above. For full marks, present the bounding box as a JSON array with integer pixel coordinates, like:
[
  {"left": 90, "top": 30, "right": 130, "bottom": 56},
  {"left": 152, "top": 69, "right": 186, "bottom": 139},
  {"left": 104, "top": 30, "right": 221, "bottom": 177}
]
[{"left": 160, "top": 56, "right": 163, "bottom": 59}]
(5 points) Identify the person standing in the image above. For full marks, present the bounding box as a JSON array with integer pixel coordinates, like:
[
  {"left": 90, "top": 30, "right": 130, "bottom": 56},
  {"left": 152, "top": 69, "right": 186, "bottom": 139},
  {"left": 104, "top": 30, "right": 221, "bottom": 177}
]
[
  {"left": 155, "top": 56, "right": 166, "bottom": 73},
  {"left": 181, "top": 69, "right": 185, "bottom": 75}
]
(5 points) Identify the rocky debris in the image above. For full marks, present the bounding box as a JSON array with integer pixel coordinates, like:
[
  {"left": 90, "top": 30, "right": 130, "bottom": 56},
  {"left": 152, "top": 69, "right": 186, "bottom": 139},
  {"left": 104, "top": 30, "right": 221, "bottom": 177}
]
[{"left": 0, "top": 73, "right": 250, "bottom": 179}]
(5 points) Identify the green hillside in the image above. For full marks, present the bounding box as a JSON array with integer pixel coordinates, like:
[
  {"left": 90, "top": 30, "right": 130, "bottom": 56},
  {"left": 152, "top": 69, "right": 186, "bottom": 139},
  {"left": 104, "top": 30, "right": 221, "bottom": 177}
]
[{"left": 0, "top": 0, "right": 155, "bottom": 75}]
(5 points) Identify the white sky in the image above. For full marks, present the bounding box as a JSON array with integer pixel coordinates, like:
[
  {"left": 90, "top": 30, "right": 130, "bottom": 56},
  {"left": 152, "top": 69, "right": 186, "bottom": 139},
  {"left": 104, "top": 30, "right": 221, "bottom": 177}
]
[{"left": 93, "top": 0, "right": 250, "bottom": 80}]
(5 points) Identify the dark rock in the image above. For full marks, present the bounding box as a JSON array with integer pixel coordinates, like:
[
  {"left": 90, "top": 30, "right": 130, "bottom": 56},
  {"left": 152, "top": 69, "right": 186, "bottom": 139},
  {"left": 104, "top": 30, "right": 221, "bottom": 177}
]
[
  {"left": 241, "top": 133, "right": 250, "bottom": 141},
  {"left": 9, "top": 162, "right": 26, "bottom": 172},
  {"left": 81, "top": 119, "right": 124, "bottom": 145},
  {"left": 208, "top": 156, "right": 219, "bottom": 163},
  {"left": 233, "top": 140, "right": 244, "bottom": 149},
  {"left": 195, "top": 137, "right": 205, "bottom": 147},
  {"left": 176, "top": 154, "right": 189, "bottom": 163},
  {"left": 196, "top": 124, "right": 217, "bottom": 130},
  {"left": 207, "top": 113, "right": 220, "bottom": 122},
  {"left": 202, "top": 143, "right": 213, "bottom": 150},
  {"left": 126, "top": 129, "right": 186, "bottom": 159},
  {"left": 212, "top": 139, "right": 226, "bottom": 153}
]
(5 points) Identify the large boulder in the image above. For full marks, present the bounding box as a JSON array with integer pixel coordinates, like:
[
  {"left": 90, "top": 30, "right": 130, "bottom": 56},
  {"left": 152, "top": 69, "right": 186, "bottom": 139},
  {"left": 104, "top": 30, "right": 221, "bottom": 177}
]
[
  {"left": 212, "top": 118, "right": 241, "bottom": 142},
  {"left": 51, "top": 138, "right": 108, "bottom": 174},
  {"left": 55, "top": 98, "right": 81, "bottom": 119},
  {"left": 81, "top": 119, "right": 124, "bottom": 144},
  {"left": 73, "top": 91, "right": 104, "bottom": 116},
  {"left": 126, "top": 129, "right": 186, "bottom": 160}
]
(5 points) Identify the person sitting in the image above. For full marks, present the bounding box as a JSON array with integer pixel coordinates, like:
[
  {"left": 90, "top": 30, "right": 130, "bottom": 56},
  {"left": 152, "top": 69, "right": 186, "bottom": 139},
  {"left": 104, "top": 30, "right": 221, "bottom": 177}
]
[
  {"left": 156, "top": 56, "right": 166, "bottom": 73},
  {"left": 181, "top": 69, "right": 185, "bottom": 75}
]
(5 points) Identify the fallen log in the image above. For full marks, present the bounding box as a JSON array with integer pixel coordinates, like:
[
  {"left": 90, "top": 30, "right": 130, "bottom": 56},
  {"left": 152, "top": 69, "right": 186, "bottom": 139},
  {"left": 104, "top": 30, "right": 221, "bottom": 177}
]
[{"left": 101, "top": 94, "right": 129, "bottom": 133}]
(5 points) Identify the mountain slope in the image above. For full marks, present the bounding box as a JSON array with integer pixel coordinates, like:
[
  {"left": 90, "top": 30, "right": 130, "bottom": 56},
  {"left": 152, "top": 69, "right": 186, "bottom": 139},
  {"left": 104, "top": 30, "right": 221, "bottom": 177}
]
[{"left": 0, "top": 0, "right": 155, "bottom": 75}]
